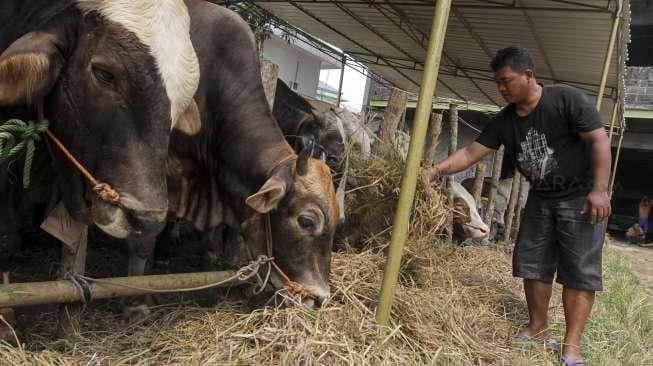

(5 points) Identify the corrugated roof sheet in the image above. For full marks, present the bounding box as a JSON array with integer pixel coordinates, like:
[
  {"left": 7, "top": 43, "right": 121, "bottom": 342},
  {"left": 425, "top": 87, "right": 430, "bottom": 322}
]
[{"left": 254, "top": 0, "right": 631, "bottom": 126}]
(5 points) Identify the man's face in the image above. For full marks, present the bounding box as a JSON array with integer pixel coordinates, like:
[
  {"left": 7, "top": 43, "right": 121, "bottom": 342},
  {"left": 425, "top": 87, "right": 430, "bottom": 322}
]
[{"left": 494, "top": 65, "right": 533, "bottom": 104}]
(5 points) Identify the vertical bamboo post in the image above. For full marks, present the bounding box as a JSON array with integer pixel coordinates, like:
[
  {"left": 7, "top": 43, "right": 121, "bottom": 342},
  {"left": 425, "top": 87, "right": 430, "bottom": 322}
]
[
  {"left": 261, "top": 60, "right": 279, "bottom": 110},
  {"left": 503, "top": 171, "right": 522, "bottom": 241},
  {"left": 472, "top": 162, "right": 486, "bottom": 206},
  {"left": 336, "top": 54, "right": 346, "bottom": 107},
  {"left": 378, "top": 87, "right": 408, "bottom": 145},
  {"left": 484, "top": 146, "right": 504, "bottom": 227},
  {"left": 376, "top": 0, "right": 452, "bottom": 326},
  {"left": 422, "top": 112, "right": 443, "bottom": 165},
  {"left": 607, "top": 102, "right": 619, "bottom": 143},
  {"left": 609, "top": 129, "right": 625, "bottom": 194},
  {"left": 513, "top": 175, "right": 529, "bottom": 239},
  {"left": 595, "top": 0, "right": 623, "bottom": 112},
  {"left": 446, "top": 104, "right": 459, "bottom": 243}
]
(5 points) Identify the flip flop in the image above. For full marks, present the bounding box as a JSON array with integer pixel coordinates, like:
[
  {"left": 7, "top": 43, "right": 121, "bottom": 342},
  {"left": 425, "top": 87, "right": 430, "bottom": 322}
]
[{"left": 561, "top": 355, "right": 586, "bottom": 365}]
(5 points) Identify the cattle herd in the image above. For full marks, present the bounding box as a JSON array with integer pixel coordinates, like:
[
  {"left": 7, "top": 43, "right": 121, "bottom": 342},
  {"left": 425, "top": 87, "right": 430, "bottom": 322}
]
[{"left": 0, "top": 0, "right": 527, "bottom": 337}]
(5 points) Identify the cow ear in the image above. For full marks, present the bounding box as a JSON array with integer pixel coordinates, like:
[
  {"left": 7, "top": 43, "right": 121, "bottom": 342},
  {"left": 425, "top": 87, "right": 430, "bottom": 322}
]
[
  {"left": 0, "top": 31, "right": 65, "bottom": 105},
  {"left": 296, "top": 139, "right": 314, "bottom": 176},
  {"left": 173, "top": 99, "right": 201, "bottom": 135},
  {"left": 246, "top": 176, "right": 288, "bottom": 214}
]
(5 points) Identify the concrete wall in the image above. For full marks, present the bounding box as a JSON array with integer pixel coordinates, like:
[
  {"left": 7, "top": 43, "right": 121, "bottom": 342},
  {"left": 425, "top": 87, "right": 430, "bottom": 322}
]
[{"left": 262, "top": 36, "right": 321, "bottom": 98}]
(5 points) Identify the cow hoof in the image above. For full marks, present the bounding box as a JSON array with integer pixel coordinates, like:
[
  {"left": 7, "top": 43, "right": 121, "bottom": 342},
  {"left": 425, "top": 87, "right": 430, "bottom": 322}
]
[
  {"left": 122, "top": 304, "right": 150, "bottom": 323},
  {"left": 0, "top": 308, "right": 17, "bottom": 344}
]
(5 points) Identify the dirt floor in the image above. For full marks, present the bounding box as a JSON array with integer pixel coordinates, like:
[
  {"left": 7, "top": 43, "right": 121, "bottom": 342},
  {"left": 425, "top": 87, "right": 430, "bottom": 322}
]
[{"left": 608, "top": 234, "right": 653, "bottom": 306}]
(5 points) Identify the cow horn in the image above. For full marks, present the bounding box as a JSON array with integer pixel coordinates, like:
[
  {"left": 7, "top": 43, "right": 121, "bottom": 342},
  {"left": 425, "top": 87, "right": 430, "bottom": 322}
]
[{"left": 296, "top": 139, "right": 314, "bottom": 176}]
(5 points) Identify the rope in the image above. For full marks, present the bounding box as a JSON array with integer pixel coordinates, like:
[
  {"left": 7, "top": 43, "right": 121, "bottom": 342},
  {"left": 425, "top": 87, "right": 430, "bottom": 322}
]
[
  {"left": 64, "top": 255, "right": 273, "bottom": 296},
  {"left": 0, "top": 118, "right": 49, "bottom": 188}
]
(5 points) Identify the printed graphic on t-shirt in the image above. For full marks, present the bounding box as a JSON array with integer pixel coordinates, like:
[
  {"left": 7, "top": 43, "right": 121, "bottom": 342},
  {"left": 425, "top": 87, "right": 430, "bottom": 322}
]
[{"left": 517, "top": 128, "right": 558, "bottom": 181}]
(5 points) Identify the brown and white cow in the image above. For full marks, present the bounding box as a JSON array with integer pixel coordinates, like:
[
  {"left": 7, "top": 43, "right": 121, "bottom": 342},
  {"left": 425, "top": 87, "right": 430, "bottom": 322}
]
[
  {"left": 450, "top": 181, "right": 490, "bottom": 241},
  {"left": 158, "top": 1, "right": 339, "bottom": 308},
  {"left": 0, "top": 0, "right": 199, "bottom": 313}
]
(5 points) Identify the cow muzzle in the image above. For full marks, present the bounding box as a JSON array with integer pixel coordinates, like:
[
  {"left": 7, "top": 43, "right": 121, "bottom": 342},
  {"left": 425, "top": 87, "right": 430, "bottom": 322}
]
[{"left": 91, "top": 197, "right": 167, "bottom": 239}]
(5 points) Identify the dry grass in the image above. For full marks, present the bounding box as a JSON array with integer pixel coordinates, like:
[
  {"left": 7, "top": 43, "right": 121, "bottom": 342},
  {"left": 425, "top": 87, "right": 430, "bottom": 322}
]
[{"left": 1, "top": 145, "right": 650, "bottom": 365}]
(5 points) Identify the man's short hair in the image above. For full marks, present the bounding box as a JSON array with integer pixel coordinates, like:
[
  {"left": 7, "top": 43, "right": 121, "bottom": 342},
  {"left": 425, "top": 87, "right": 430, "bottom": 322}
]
[{"left": 491, "top": 46, "right": 535, "bottom": 73}]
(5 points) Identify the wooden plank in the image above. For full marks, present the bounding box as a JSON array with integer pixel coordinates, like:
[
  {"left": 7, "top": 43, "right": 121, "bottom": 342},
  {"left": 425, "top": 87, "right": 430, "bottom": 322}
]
[
  {"left": 422, "top": 112, "right": 443, "bottom": 165},
  {"left": 446, "top": 104, "right": 458, "bottom": 243},
  {"left": 378, "top": 87, "right": 408, "bottom": 145},
  {"left": 260, "top": 60, "right": 279, "bottom": 110},
  {"left": 471, "top": 162, "right": 486, "bottom": 206},
  {"left": 484, "top": 146, "right": 505, "bottom": 227},
  {"left": 503, "top": 171, "right": 522, "bottom": 241}
]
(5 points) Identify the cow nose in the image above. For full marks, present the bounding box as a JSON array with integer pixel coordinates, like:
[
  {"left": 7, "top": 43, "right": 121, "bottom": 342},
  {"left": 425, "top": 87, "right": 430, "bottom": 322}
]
[
  {"left": 302, "top": 293, "right": 329, "bottom": 309},
  {"left": 125, "top": 209, "right": 167, "bottom": 237}
]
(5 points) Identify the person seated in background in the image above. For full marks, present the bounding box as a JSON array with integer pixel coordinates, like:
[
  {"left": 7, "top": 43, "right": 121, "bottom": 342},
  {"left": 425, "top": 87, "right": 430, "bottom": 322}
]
[{"left": 625, "top": 197, "right": 651, "bottom": 244}]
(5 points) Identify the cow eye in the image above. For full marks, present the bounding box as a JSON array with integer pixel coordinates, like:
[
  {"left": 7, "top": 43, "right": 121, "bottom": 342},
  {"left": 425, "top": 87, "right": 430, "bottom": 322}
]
[
  {"left": 92, "top": 65, "right": 115, "bottom": 85},
  {"left": 298, "top": 215, "right": 315, "bottom": 230}
]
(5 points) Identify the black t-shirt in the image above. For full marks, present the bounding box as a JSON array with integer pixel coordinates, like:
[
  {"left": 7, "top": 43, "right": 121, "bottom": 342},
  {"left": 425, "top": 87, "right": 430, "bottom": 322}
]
[{"left": 476, "top": 84, "right": 603, "bottom": 199}]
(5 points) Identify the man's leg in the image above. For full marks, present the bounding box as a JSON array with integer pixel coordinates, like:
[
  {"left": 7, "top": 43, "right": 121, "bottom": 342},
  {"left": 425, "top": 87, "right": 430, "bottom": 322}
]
[
  {"left": 562, "top": 288, "right": 595, "bottom": 360},
  {"left": 519, "top": 279, "right": 553, "bottom": 336},
  {"left": 556, "top": 196, "right": 606, "bottom": 361},
  {"left": 512, "top": 194, "right": 556, "bottom": 338}
]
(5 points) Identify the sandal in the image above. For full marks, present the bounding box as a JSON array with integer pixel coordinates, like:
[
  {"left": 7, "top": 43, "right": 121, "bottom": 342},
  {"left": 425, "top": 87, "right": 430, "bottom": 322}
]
[{"left": 561, "top": 355, "right": 586, "bottom": 365}]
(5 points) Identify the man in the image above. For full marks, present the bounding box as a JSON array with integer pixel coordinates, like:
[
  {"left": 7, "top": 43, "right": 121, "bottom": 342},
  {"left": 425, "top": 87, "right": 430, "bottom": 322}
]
[
  {"left": 425, "top": 46, "right": 611, "bottom": 365},
  {"left": 638, "top": 197, "right": 652, "bottom": 233}
]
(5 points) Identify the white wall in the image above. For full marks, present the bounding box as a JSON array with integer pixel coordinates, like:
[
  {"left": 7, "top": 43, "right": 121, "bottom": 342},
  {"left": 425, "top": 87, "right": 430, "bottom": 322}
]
[{"left": 262, "top": 36, "right": 322, "bottom": 98}]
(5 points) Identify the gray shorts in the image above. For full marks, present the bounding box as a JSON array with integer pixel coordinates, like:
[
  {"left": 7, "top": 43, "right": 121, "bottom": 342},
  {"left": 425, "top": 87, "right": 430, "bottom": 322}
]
[{"left": 514, "top": 193, "right": 607, "bottom": 291}]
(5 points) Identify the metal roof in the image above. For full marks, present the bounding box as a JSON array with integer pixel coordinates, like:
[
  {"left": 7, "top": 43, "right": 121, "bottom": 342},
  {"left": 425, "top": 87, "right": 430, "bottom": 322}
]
[{"left": 253, "top": 0, "right": 631, "bottom": 126}]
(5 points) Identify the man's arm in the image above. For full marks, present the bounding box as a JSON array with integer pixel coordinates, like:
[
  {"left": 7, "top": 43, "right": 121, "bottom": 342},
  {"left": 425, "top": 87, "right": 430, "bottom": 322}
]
[
  {"left": 424, "top": 142, "right": 495, "bottom": 181},
  {"left": 579, "top": 128, "right": 612, "bottom": 223}
]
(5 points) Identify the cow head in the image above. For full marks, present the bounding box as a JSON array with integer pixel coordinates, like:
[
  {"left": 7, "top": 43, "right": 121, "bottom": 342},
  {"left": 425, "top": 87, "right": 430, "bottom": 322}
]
[
  {"left": 292, "top": 109, "right": 345, "bottom": 180},
  {"left": 450, "top": 182, "right": 489, "bottom": 241},
  {"left": 0, "top": 1, "right": 200, "bottom": 239},
  {"left": 243, "top": 142, "right": 338, "bottom": 307}
]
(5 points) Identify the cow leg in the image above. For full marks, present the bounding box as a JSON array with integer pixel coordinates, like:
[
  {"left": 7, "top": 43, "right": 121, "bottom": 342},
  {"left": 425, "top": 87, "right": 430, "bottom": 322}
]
[
  {"left": 57, "top": 225, "right": 88, "bottom": 337},
  {"left": 153, "top": 217, "right": 180, "bottom": 269},
  {"left": 0, "top": 270, "right": 17, "bottom": 344},
  {"left": 202, "top": 225, "right": 225, "bottom": 271},
  {"left": 0, "top": 225, "right": 21, "bottom": 343},
  {"left": 123, "top": 235, "right": 156, "bottom": 322}
]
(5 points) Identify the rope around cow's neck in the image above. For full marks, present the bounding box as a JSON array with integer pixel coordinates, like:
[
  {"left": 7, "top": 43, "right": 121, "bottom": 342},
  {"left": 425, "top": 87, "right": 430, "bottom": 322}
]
[{"left": 0, "top": 100, "right": 120, "bottom": 205}]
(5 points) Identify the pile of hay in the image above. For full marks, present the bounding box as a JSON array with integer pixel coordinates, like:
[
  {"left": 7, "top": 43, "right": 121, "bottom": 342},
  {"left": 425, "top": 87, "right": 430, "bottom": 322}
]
[{"left": 2, "top": 145, "right": 563, "bottom": 365}]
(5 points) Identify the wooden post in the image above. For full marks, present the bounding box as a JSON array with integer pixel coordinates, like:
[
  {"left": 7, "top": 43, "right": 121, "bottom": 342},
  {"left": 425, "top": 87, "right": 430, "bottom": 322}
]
[
  {"left": 513, "top": 175, "right": 529, "bottom": 239},
  {"left": 422, "top": 112, "right": 443, "bottom": 165},
  {"left": 378, "top": 87, "right": 408, "bottom": 145},
  {"left": 376, "top": 0, "right": 452, "bottom": 326},
  {"left": 260, "top": 60, "right": 279, "bottom": 110},
  {"left": 446, "top": 104, "right": 458, "bottom": 243},
  {"left": 471, "top": 162, "right": 486, "bottom": 206},
  {"left": 503, "top": 171, "right": 522, "bottom": 241},
  {"left": 484, "top": 146, "right": 504, "bottom": 227},
  {"left": 58, "top": 226, "right": 88, "bottom": 335}
]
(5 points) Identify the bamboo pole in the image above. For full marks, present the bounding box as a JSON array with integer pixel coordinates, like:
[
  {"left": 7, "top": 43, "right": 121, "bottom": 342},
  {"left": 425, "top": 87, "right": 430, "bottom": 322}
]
[
  {"left": 471, "top": 162, "right": 486, "bottom": 206},
  {"left": 422, "top": 112, "right": 443, "bottom": 165},
  {"left": 378, "top": 87, "right": 408, "bottom": 145},
  {"left": 446, "top": 104, "right": 459, "bottom": 243},
  {"left": 336, "top": 54, "right": 346, "bottom": 107},
  {"left": 595, "top": 0, "right": 623, "bottom": 112},
  {"left": 503, "top": 171, "right": 521, "bottom": 241},
  {"left": 376, "top": 0, "right": 452, "bottom": 326},
  {"left": 0, "top": 270, "right": 240, "bottom": 308},
  {"left": 609, "top": 129, "right": 625, "bottom": 194},
  {"left": 607, "top": 101, "right": 619, "bottom": 143},
  {"left": 484, "top": 146, "right": 504, "bottom": 227}
]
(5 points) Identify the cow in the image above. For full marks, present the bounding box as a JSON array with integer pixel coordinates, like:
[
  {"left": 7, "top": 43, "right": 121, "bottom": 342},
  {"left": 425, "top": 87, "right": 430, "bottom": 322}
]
[
  {"left": 0, "top": 0, "right": 200, "bottom": 328},
  {"left": 450, "top": 181, "right": 490, "bottom": 241},
  {"left": 461, "top": 176, "right": 529, "bottom": 240},
  {"left": 156, "top": 1, "right": 339, "bottom": 309}
]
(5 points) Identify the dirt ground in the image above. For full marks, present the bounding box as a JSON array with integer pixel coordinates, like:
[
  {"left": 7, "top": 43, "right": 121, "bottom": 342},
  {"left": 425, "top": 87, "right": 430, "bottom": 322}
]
[{"left": 608, "top": 234, "right": 653, "bottom": 306}]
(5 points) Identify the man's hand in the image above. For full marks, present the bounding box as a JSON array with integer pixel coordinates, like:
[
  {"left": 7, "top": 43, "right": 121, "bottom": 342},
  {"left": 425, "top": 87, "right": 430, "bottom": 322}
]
[
  {"left": 422, "top": 164, "right": 441, "bottom": 185},
  {"left": 581, "top": 189, "right": 611, "bottom": 224}
]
